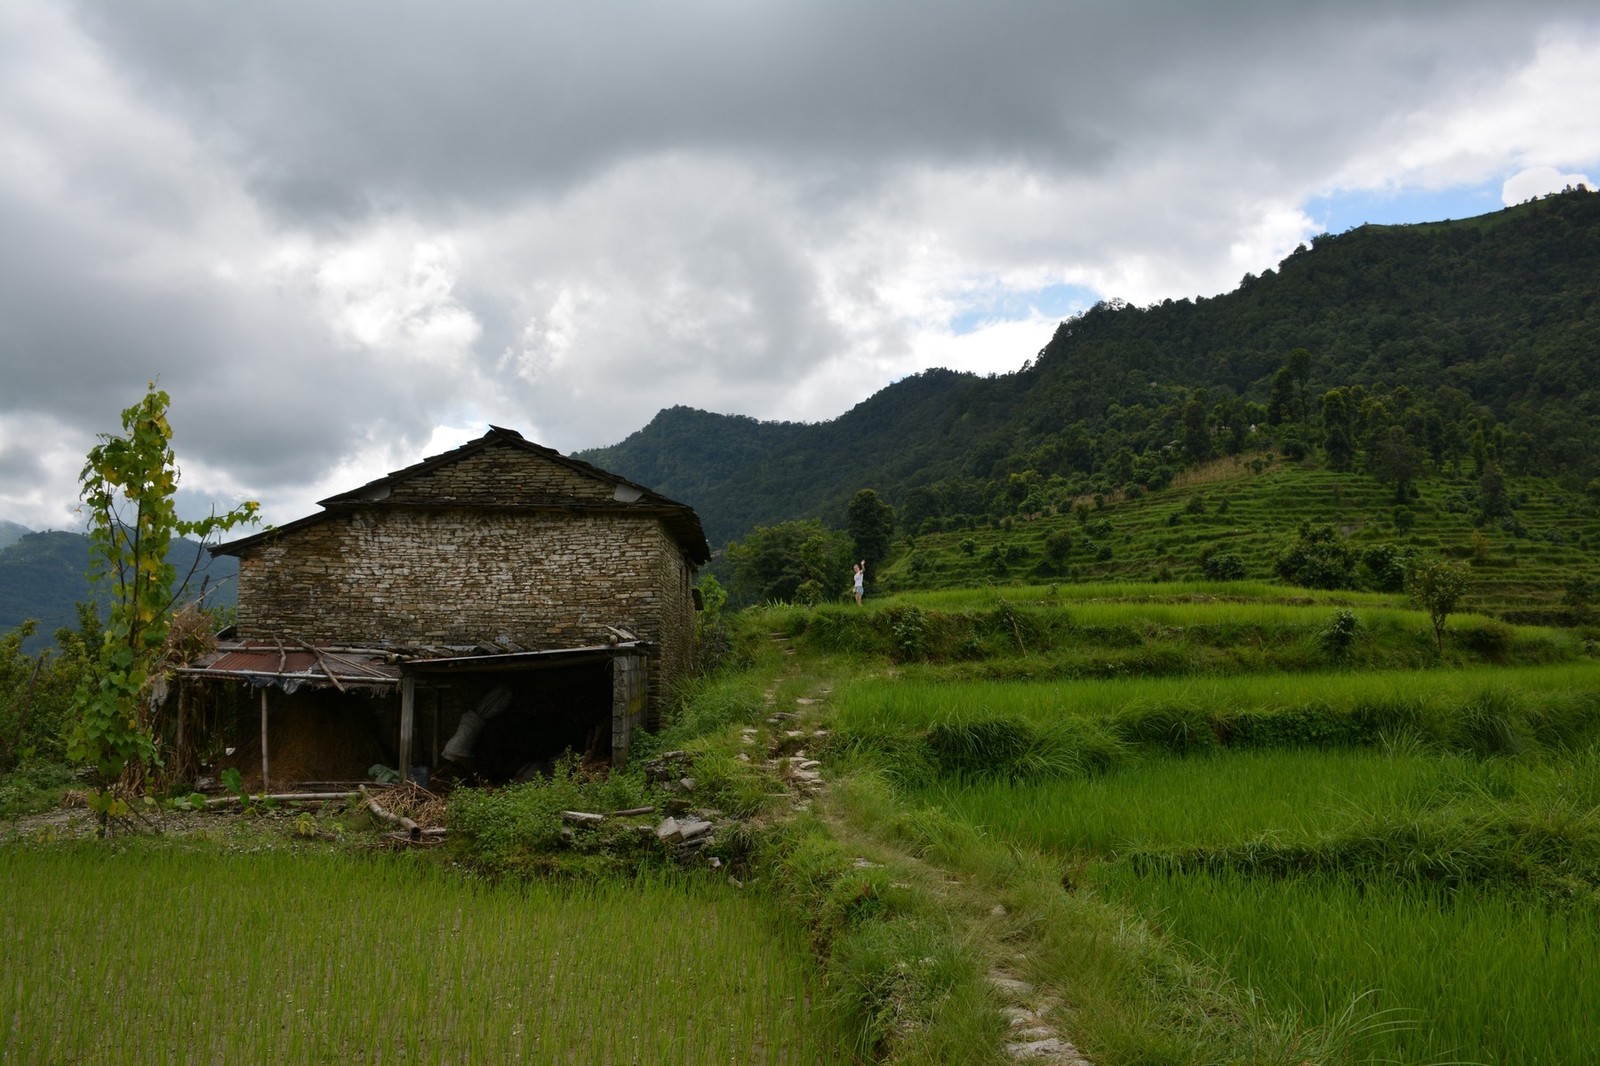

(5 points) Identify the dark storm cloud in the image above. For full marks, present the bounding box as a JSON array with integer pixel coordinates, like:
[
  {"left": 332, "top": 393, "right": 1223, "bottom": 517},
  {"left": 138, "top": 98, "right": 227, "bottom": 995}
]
[
  {"left": 72, "top": 1, "right": 1563, "bottom": 220},
  {"left": 2, "top": 0, "right": 1596, "bottom": 529}
]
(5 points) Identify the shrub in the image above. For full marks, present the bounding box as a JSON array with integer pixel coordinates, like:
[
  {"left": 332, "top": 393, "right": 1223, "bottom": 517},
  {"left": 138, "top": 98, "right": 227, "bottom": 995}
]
[
  {"left": 1275, "top": 522, "right": 1357, "bottom": 590},
  {"left": 1044, "top": 528, "right": 1073, "bottom": 562},
  {"left": 885, "top": 605, "right": 928, "bottom": 663},
  {"left": 1319, "top": 609, "right": 1360, "bottom": 663},
  {"left": 1201, "top": 552, "right": 1247, "bottom": 580},
  {"left": 1359, "top": 543, "right": 1414, "bottom": 592}
]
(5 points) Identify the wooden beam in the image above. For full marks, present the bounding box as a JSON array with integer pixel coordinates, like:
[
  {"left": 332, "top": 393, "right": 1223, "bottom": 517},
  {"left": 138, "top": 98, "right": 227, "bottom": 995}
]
[
  {"left": 398, "top": 676, "right": 415, "bottom": 783},
  {"left": 259, "top": 687, "right": 270, "bottom": 794}
]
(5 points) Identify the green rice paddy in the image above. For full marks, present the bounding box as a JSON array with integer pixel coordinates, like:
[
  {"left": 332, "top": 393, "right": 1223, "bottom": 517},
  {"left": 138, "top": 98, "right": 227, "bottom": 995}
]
[{"left": 0, "top": 846, "right": 841, "bottom": 1065}]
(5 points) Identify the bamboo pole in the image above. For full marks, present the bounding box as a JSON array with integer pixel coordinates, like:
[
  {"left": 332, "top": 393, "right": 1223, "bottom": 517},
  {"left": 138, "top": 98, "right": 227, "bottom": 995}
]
[
  {"left": 204, "top": 791, "right": 359, "bottom": 808},
  {"left": 359, "top": 785, "right": 421, "bottom": 840}
]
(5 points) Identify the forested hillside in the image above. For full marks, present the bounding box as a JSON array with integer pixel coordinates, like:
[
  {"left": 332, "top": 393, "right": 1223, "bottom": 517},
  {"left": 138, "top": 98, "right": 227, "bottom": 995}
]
[
  {"left": 0, "top": 532, "right": 237, "bottom": 652},
  {"left": 581, "top": 189, "right": 1600, "bottom": 548}
]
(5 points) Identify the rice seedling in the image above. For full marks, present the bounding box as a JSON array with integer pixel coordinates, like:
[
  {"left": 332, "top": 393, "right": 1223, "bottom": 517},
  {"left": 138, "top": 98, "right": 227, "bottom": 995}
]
[
  {"left": 920, "top": 747, "right": 1447, "bottom": 856},
  {"left": 0, "top": 844, "right": 845, "bottom": 1065},
  {"left": 1096, "top": 867, "right": 1600, "bottom": 1065},
  {"left": 833, "top": 662, "right": 1600, "bottom": 753}
]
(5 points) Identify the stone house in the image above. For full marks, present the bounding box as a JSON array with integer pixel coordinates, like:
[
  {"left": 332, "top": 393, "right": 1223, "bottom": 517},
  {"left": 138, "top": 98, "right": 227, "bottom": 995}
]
[{"left": 178, "top": 426, "right": 710, "bottom": 789}]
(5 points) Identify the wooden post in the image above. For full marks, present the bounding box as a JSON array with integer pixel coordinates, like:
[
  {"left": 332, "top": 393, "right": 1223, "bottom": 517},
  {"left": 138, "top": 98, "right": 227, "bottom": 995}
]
[
  {"left": 175, "top": 682, "right": 188, "bottom": 779},
  {"left": 399, "top": 676, "right": 415, "bottom": 783},
  {"left": 259, "top": 687, "right": 270, "bottom": 794},
  {"left": 610, "top": 654, "right": 645, "bottom": 769},
  {"left": 431, "top": 687, "right": 440, "bottom": 767},
  {"left": 611, "top": 658, "right": 625, "bottom": 769}
]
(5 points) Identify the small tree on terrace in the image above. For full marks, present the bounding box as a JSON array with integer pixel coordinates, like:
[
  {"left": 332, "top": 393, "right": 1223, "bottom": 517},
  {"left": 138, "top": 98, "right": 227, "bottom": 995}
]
[
  {"left": 69, "top": 385, "right": 258, "bottom": 832},
  {"left": 1406, "top": 557, "right": 1471, "bottom": 654}
]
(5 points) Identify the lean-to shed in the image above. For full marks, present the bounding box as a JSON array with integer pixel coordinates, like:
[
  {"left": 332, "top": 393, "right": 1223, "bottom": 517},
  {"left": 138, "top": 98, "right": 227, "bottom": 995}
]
[{"left": 178, "top": 426, "right": 710, "bottom": 789}]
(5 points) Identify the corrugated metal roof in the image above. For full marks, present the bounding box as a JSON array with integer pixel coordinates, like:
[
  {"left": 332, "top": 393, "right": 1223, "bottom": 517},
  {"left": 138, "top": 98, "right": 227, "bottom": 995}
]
[
  {"left": 179, "top": 642, "right": 403, "bottom": 688},
  {"left": 178, "top": 639, "right": 649, "bottom": 688}
]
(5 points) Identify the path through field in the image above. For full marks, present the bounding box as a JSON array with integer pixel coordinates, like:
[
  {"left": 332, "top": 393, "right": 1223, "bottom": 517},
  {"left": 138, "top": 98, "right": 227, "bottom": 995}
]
[{"left": 759, "top": 636, "right": 1095, "bottom": 1064}]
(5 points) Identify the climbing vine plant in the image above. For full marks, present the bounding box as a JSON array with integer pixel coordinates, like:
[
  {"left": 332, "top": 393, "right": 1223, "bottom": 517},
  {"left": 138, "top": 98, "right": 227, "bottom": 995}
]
[{"left": 69, "top": 385, "right": 258, "bottom": 830}]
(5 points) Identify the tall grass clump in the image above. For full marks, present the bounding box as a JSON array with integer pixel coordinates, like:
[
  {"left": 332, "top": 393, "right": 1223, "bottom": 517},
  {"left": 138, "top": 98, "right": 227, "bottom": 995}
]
[
  {"left": 448, "top": 757, "right": 656, "bottom": 879},
  {"left": 924, "top": 714, "right": 1126, "bottom": 781}
]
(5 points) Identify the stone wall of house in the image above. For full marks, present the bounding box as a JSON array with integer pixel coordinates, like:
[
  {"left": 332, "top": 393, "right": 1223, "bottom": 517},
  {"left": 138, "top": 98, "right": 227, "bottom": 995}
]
[
  {"left": 234, "top": 510, "right": 692, "bottom": 712},
  {"left": 650, "top": 528, "right": 695, "bottom": 727}
]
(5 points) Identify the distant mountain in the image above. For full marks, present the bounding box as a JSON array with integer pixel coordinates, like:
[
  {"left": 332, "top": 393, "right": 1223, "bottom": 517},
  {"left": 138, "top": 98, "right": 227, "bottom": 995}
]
[
  {"left": 0, "top": 532, "right": 238, "bottom": 653},
  {"left": 0, "top": 519, "right": 31, "bottom": 551},
  {"left": 580, "top": 189, "right": 1600, "bottom": 548},
  {"left": 581, "top": 369, "right": 977, "bottom": 546}
]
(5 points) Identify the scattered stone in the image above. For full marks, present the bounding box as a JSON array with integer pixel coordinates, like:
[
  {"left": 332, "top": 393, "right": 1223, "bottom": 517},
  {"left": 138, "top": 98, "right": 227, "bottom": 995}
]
[
  {"left": 1006, "top": 1037, "right": 1080, "bottom": 1060},
  {"left": 989, "top": 975, "right": 1035, "bottom": 997},
  {"left": 990, "top": 903, "right": 1008, "bottom": 917},
  {"left": 677, "top": 818, "right": 714, "bottom": 841}
]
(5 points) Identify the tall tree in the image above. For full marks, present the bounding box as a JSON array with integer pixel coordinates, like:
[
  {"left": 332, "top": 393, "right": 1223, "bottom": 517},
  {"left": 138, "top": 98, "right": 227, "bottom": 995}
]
[
  {"left": 846, "top": 488, "right": 896, "bottom": 579},
  {"left": 1285, "top": 347, "right": 1312, "bottom": 422},
  {"left": 1266, "top": 366, "right": 1295, "bottom": 427},
  {"left": 1320, "top": 388, "right": 1355, "bottom": 472},
  {"left": 727, "top": 519, "right": 849, "bottom": 605},
  {"left": 69, "top": 385, "right": 258, "bottom": 831},
  {"left": 1181, "top": 393, "right": 1213, "bottom": 463},
  {"left": 1368, "top": 425, "right": 1426, "bottom": 503}
]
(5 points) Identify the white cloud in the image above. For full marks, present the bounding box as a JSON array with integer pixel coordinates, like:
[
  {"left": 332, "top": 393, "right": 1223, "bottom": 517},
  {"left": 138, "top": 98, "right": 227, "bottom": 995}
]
[{"left": 1503, "top": 165, "right": 1593, "bottom": 204}]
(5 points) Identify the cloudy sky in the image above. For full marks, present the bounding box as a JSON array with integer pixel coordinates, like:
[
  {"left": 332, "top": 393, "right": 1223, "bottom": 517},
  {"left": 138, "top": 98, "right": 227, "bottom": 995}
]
[{"left": 2, "top": 1, "right": 1597, "bottom": 532}]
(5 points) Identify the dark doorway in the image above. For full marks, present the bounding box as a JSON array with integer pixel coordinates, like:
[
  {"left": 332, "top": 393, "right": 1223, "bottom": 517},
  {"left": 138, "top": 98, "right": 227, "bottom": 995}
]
[{"left": 449, "top": 662, "right": 613, "bottom": 783}]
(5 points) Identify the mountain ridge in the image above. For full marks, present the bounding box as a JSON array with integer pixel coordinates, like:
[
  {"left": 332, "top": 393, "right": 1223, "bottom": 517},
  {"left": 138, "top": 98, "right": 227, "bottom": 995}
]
[{"left": 579, "top": 189, "right": 1600, "bottom": 547}]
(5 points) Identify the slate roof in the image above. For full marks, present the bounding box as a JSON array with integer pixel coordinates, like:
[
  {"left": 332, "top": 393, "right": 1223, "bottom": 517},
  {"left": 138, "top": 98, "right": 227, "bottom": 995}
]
[{"left": 214, "top": 426, "right": 711, "bottom": 563}]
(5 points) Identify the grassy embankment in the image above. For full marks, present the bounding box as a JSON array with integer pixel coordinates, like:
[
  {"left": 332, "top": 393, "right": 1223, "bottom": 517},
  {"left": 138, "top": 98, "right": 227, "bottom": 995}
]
[{"left": 681, "top": 585, "right": 1600, "bottom": 1063}]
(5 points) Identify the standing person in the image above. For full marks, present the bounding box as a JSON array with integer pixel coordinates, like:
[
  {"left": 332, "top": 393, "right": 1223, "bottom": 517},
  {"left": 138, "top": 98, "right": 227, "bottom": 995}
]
[{"left": 853, "top": 560, "right": 865, "bottom": 604}]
